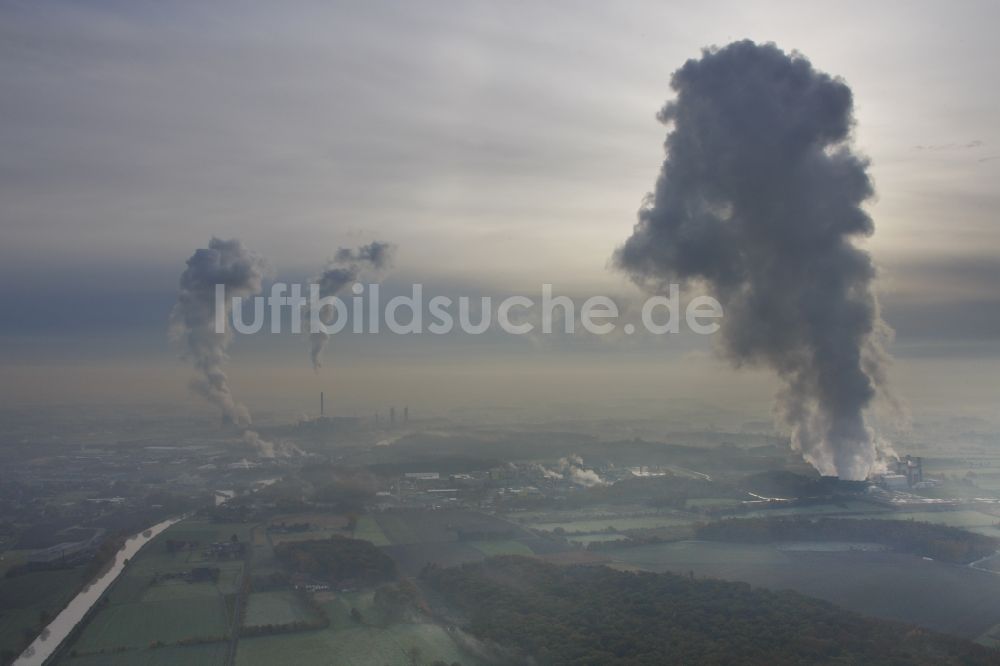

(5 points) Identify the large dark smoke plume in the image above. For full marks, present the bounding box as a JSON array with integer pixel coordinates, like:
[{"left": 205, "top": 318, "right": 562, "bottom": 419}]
[
  {"left": 309, "top": 241, "right": 394, "bottom": 369},
  {"left": 170, "top": 237, "right": 275, "bottom": 456},
  {"left": 615, "top": 41, "right": 895, "bottom": 479}
]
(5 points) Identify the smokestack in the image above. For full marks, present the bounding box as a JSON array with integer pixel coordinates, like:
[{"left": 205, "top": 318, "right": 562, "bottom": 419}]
[
  {"left": 390, "top": 406, "right": 396, "bottom": 426},
  {"left": 404, "top": 406, "right": 408, "bottom": 423},
  {"left": 320, "top": 391, "right": 325, "bottom": 417},
  {"left": 614, "top": 41, "right": 897, "bottom": 480}
]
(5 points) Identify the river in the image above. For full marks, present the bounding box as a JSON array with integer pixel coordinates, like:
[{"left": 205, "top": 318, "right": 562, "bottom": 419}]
[
  {"left": 13, "top": 478, "right": 280, "bottom": 665},
  {"left": 13, "top": 516, "right": 183, "bottom": 666}
]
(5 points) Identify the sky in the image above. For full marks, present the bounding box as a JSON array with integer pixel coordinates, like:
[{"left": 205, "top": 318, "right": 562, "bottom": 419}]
[{"left": 1, "top": 0, "right": 998, "bottom": 424}]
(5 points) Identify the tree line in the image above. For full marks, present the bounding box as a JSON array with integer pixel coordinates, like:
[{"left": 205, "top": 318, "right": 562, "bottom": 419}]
[{"left": 422, "top": 555, "right": 997, "bottom": 665}]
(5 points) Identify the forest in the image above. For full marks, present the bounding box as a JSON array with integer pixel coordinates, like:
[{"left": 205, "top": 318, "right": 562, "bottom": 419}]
[
  {"left": 695, "top": 517, "right": 997, "bottom": 563},
  {"left": 274, "top": 535, "right": 396, "bottom": 586},
  {"left": 422, "top": 556, "right": 997, "bottom": 665}
]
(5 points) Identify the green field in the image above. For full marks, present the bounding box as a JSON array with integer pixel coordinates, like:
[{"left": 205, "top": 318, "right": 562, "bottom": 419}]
[
  {"left": 160, "top": 520, "right": 253, "bottom": 545},
  {"left": 375, "top": 509, "right": 524, "bottom": 545},
  {"left": 141, "top": 581, "right": 220, "bottom": 603},
  {"left": 737, "top": 501, "right": 892, "bottom": 519},
  {"left": 234, "top": 587, "right": 482, "bottom": 665},
  {"left": 611, "top": 541, "right": 791, "bottom": 570},
  {"left": 528, "top": 514, "right": 693, "bottom": 534},
  {"left": 970, "top": 552, "right": 1000, "bottom": 572},
  {"left": 41, "top": 510, "right": 505, "bottom": 664},
  {"left": 0, "top": 566, "right": 90, "bottom": 661},
  {"left": 468, "top": 540, "right": 534, "bottom": 557},
  {"left": 977, "top": 622, "right": 1000, "bottom": 648},
  {"left": 324, "top": 590, "right": 385, "bottom": 628},
  {"left": 249, "top": 526, "right": 282, "bottom": 577},
  {"left": 352, "top": 515, "right": 391, "bottom": 546},
  {"left": 567, "top": 534, "right": 631, "bottom": 545},
  {"left": 244, "top": 590, "right": 316, "bottom": 628},
  {"left": 686, "top": 497, "right": 745, "bottom": 509},
  {"left": 62, "top": 641, "right": 228, "bottom": 665},
  {"left": 848, "top": 509, "right": 1000, "bottom": 529},
  {"left": 268, "top": 529, "right": 344, "bottom": 546},
  {"left": 508, "top": 506, "right": 656, "bottom": 524},
  {"left": 107, "top": 559, "right": 243, "bottom": 607},
  {"left": 236, "top": 622, "right": 477, "bottom": 666},
  {"left": 374, "top": 513, "right": 426, "bottom": 544},
  {"left": 216, "top": 563, "right": 245, "bottom": 595},
  {"left": 118, "top": 520, "right": 250, "bottom": 579},
  {"left": 0, "top": 549, "right": 30, "bottom": 575},
  {"left": 72, "top": 596, "right": 231, "bottom": 652},
  {"left": 59, "top": 518, "right": 249, "bottom": 658}
]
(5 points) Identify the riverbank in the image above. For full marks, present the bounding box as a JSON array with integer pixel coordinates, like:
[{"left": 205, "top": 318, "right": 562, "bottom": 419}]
[{"left": 12, "top": 517, "right": 184, "bottom": 666}]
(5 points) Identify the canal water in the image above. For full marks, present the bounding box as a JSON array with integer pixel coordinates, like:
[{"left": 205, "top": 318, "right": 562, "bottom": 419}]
[{"left": 13, "top": 516, "right": 182, "bottom": 666}]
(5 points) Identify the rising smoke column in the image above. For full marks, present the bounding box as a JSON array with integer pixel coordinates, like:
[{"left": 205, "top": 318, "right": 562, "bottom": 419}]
[
  {"left": 539, "top": 455, "right": 606, "bottom": 487},
  {"left": 615, "top": 41, "right": 894, "bottom": 479},
  {"left": 169, "top": 237, "right": 274, "bottom": 456},
  {"left": 309, "top": 241, "right": 394, "bottom": 369}
]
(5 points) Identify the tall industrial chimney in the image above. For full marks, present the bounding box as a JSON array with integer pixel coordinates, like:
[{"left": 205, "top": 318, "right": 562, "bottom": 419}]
[
  {"left": 404, "top": 406, "right": 408, "bottom": 423},
  {"left": 320, "top": 391, "right": 325, "bottom": 417}
]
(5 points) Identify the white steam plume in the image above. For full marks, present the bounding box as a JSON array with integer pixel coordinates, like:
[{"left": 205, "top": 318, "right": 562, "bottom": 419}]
[
  {"left": 169, "top": 237, "right": 274, "bottom": 457},
  {"left": 308, "top": 241, "right": 394, "bottom": 370}
]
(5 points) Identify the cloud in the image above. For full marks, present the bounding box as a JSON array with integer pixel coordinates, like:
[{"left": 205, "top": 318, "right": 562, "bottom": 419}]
[{"left": 914, "top": 140, "right": 983, "bottom": 151}]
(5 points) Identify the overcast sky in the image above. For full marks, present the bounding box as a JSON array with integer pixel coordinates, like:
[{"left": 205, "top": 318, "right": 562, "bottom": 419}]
[{"left": 1, "top": 1, "right": 997, "bottom": 421}]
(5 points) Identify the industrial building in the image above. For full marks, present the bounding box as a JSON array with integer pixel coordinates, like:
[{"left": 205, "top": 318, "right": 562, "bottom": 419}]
[
  {"left": 895, "top": 455, "right": 924, "bottom": 486},
  {"left": 875, "top": 455, "right": 925, "bottom": 491}
]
